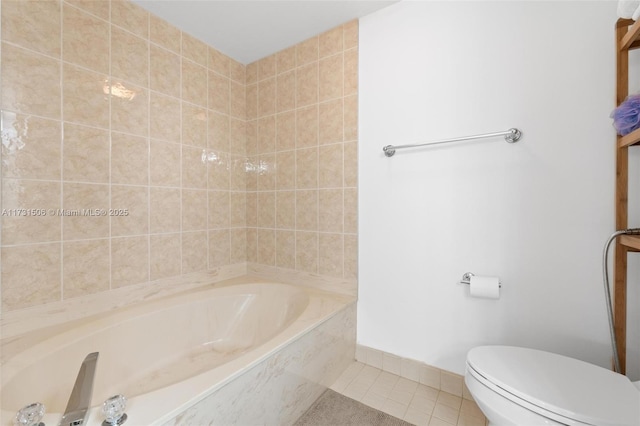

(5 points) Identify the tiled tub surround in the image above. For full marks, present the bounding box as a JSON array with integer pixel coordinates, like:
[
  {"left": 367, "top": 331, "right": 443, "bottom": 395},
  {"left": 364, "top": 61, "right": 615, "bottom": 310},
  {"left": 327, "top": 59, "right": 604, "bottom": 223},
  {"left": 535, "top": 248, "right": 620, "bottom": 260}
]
[
  {"left": 1, "top": 276, "right": 356, "bottom": 426},
  {"left": 0, "top": 0, "right": 249, "bottom": 312},
  {"left": 0, "top": 0, "right": 359, "bottom": 313},
  {"left": 1, "top": 3, "right": 359, "bottom": 423},
  {"left": 245, "top": 21, "right": 359, "bottom": 289}
]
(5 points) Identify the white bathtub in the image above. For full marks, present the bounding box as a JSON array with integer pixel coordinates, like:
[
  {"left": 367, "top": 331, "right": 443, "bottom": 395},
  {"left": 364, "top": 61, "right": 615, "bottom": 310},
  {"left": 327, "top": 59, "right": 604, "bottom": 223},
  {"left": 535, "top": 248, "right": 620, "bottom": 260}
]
[{"left": 0, "top": 280, "right": 356, "bottom": 425}]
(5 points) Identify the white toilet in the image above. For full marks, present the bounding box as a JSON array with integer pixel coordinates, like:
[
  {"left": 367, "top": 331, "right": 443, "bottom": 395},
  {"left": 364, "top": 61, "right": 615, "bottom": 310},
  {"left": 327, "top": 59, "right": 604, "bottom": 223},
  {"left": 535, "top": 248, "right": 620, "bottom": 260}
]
[{"left": 465, "top": 346, "right": 640, "bottom": 425}]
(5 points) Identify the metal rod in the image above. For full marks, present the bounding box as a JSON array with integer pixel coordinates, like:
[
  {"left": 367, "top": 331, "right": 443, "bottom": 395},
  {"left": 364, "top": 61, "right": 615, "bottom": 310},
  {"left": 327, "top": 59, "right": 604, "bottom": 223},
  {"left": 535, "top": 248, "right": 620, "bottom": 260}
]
[
  {"left": 601, "top": 228, "right": 640, "bottom": 373},
  {"left": 383, "top": 128, "right": 522, "bottom": 157}
]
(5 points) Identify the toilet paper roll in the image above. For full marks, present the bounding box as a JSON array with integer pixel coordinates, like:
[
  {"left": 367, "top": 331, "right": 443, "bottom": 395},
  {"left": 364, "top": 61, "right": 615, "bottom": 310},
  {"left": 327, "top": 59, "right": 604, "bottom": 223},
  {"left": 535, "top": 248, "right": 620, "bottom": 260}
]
[{"left": 469, "top": 275, "right": 500, "bottom": 299}]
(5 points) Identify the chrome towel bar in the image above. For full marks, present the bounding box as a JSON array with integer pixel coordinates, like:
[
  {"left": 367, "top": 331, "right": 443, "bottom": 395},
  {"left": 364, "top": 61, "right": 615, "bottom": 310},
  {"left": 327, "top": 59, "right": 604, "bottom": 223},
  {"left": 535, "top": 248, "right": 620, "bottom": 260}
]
[{"left": 383, "top": 128, "right": 522, "bottom": 157}]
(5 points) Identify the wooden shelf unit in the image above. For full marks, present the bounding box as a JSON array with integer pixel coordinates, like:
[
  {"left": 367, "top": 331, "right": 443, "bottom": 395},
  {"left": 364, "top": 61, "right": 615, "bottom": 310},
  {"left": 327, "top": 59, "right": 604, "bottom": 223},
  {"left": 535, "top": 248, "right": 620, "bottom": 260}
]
[
  {"left": 619, "top": 127, "right": 640, "bottom": 148},
  {"left": 620, "top": 235, "right": 640, "bottom": 252},
  {"left": 614, "top": 18, "right": 640, "bottom": 374}
]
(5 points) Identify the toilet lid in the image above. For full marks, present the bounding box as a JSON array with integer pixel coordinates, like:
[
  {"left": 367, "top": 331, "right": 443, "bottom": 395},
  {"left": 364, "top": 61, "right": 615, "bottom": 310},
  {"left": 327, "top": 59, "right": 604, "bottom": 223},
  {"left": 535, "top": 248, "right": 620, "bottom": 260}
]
[{"left": 466, "top": 346, "right": 640, "bottom": 426}]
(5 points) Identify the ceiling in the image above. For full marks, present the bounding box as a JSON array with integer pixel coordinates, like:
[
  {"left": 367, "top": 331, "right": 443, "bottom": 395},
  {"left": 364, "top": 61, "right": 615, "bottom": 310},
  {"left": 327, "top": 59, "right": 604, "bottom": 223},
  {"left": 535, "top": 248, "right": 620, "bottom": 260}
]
[{"left": 133, "top": 0, "right": 398, "bottom": 64}]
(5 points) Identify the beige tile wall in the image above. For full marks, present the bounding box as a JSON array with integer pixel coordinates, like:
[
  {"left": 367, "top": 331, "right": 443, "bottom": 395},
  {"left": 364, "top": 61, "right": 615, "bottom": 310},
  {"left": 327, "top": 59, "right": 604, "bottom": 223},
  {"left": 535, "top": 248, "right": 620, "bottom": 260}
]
[
  {"left": 245, "top": 22, "right": 359, "bottom": 281},
  {"left": 0, "top": 0, "right": 247, "bottom": 312},
  {"left": 0, "top": 0, "right": 358, "bottom": 313}
]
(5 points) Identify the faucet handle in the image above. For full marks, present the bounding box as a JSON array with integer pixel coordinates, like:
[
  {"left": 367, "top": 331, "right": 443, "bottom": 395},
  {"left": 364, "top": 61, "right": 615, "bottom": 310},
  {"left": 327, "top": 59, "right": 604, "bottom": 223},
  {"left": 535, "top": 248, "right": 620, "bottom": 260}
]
[
  {"left": 14, "top": 402, "right": 45, "bottom": 426},
  {"left": 102, "top": 395, "right": 127, "bottom": 426}
]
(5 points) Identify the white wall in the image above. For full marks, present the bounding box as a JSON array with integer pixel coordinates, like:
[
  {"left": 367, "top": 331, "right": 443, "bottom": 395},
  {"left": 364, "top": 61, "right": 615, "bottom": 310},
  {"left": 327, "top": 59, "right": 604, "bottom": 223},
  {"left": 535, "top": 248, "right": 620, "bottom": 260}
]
[{"left": 358, "top": 0, "right": 635, "bottom": 377}]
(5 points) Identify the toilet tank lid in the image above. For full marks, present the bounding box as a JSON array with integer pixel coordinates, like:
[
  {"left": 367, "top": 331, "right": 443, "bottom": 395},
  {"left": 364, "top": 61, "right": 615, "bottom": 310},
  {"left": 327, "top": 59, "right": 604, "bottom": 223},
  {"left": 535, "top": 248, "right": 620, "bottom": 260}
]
[{"left": 466, "top": 346, "right": 640, "bottom": 426}]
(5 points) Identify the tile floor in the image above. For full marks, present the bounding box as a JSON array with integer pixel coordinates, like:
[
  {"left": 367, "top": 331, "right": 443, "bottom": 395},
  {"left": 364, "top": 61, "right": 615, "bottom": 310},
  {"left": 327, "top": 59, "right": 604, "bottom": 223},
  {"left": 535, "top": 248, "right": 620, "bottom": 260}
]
[{"left": 330, "top": 362, "right": 488, "bottom": 426}]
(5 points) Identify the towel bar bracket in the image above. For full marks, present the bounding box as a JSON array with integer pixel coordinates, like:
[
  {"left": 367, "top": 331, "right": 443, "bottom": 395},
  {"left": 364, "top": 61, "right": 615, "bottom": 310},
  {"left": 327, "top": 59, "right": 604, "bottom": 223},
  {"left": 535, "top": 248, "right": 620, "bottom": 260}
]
[{"left": 504, "top": 128, "right": 522, "bottom": 144}]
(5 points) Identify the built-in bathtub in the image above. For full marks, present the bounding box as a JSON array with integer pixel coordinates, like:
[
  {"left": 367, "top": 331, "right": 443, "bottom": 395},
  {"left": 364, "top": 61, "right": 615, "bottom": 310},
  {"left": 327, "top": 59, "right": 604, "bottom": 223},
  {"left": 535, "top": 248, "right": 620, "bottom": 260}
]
[{"left": 0, "top": 279, "right": 356, "bottom": 425}]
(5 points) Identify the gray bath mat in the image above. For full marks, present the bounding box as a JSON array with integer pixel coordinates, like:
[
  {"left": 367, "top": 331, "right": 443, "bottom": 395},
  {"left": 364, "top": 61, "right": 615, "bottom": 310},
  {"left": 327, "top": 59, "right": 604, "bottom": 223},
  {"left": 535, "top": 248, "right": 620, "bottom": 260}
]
[{"left": 293, "top": 389, "right": 413, "bottom": 426}]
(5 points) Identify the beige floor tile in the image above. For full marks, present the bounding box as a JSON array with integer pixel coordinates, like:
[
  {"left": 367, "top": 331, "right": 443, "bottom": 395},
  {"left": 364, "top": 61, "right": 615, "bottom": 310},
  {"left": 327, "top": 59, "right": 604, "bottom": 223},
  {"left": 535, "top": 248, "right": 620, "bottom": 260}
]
[
  {"left": 331, "top": 359, "right": 487, "bottom": 426},
  {"left": 330, "top": 375, "right": 353, "bottom": 393},
  {"left": 357, "top": 364, "right": 382, "bottom": 382},
  {"left": 376, "top": 370, "right": 400, "bottom": 386},
  {"left": 361, "top": 390, "right": 388, "bottom": 411},
  {"left": 340, "top": 361, "right": 365, "bottom": 381},
  {"left": 409, "top": 394, "right": 436, "bottom": 415},
  {"left": 404, "top": 406, "right": 431, "bottom": 426},
  {"left": 342, "top": 379, "right": 371, "bottom": 401},
  {"left": 432, "top": 403, "right": 460, "bottom": 425},
  {"left": 389, "top": 387, "right": 414, "bottom": 405},
  {"left": 437, "top": 391, "right": 462, "bottom": 409},
  {"left": 381, "top": 398, "right": 408, "bottom": 419},
  {"left": 460, "top": 399, "right": 484, "bottom": 418},
  {"left": 369, "top": 379, "right": 397, "bottom": 397},
  {"left": 415, "top": 384, "right": 440, "bottom": 401},
  {"left": 429, "top": 416, "right": 456, "bottom": 426},
  {"left": 457, "top": 412, "right": 486, "bottom": 426},
  {"left": 395, "top": 377, "right": 419, "bottom": 393},
  {"left": 441, "top": 372, "right": 464, "bottom": 397},
  {"left": 330, "top": 361, "right": 364, "bottom": 393}
]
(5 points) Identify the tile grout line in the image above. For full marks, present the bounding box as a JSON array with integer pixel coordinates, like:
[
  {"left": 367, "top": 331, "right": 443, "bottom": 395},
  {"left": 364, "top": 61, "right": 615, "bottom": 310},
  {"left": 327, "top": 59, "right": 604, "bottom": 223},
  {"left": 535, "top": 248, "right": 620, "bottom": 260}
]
[
  {"left": 59, "top": 0, "right": 65, "bottom": 302},
  {"left": 333, "top": 361, "right": 486, "bottom": 426},
  {"left": 147, "top": 11, "right": 152, "bottom": 284},
  {"left": 107, "top": 0, "right": 113, "bottom": 292}
]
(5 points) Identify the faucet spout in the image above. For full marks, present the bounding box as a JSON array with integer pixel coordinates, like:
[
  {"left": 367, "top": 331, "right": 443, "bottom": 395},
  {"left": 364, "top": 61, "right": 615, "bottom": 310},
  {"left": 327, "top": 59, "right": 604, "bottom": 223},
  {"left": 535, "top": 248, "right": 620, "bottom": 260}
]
[{"left": 59, "top": 352, "right": 99, "bottom": 426}]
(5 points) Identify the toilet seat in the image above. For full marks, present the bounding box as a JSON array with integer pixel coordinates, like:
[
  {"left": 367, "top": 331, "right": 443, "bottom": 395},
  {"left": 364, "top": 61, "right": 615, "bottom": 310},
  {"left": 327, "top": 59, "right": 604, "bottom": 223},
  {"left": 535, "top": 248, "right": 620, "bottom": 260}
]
[{"left": 466, "top": 346, "right": 640, "bottom": 426}]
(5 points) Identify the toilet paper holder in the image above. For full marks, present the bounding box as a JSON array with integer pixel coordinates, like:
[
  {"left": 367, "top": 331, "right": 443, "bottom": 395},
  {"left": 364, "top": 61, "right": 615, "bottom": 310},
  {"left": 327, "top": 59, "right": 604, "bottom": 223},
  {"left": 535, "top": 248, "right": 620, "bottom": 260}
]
[{"left": 460, "top": 272, "right": 502, "bottom": 287}]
